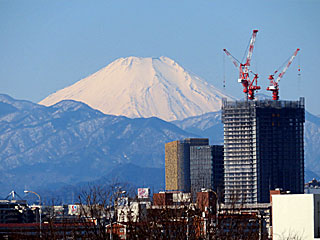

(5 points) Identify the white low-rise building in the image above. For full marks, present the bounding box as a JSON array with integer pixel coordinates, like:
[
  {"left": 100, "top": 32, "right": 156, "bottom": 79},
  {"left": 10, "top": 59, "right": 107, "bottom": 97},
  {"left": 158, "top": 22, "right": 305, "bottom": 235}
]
[{"left": 272, "top": 194, "right": 320, "bottom": 240}]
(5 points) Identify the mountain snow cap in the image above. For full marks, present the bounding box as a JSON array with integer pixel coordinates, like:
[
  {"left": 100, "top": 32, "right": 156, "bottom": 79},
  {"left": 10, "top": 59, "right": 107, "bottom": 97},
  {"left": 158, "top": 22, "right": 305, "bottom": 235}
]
[{"left": 40, "top": 56, "right": 234, "bottom": 121}]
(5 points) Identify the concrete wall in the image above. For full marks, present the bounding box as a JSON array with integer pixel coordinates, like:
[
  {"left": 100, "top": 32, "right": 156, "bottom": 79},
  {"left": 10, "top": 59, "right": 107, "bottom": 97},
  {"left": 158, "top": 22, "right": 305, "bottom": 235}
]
[{"left": 272, "top": 194, "right": 318, "bottom": 240}]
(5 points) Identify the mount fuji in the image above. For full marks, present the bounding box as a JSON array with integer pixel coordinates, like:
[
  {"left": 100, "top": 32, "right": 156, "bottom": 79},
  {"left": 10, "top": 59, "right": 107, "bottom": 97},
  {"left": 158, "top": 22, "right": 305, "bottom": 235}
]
[{"left": 40, "top": 56, "right": 234, "bottom": 121}]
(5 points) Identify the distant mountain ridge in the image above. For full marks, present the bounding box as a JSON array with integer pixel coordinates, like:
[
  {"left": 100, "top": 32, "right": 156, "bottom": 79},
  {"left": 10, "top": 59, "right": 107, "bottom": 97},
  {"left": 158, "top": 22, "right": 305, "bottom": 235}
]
[
  {"left": 172, "top": 111, "right": 223, "bottom": 145},
  {"left": 1, "top": 94, "right": 320, "bottom": 200},
  {"left": 39, "top": 56, "right": 234, "bottom": 121},
  {"left": 0, "top": 94, "right": 196, "bottom": 196}
]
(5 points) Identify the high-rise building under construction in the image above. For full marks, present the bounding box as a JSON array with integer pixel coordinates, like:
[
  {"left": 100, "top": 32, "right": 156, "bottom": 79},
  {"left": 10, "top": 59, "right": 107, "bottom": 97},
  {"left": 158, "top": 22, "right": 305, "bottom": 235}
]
[{"left": 222, "top": 98, "right": 305, "bottom": 204}]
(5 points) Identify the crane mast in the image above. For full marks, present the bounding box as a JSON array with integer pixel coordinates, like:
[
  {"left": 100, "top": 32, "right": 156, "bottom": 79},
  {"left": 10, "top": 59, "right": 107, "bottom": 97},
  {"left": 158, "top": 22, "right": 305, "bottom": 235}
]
[
  {"left": 223, "top": 30, "right": 260, "bottom": 100},
  {"left": 267, "top": 48, "right": 300, "bottom": 100}
]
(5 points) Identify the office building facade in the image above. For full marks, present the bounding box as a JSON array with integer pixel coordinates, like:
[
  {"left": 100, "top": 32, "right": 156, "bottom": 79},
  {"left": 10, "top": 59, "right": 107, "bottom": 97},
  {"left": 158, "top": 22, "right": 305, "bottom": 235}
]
[
  {"left": 165, "top": 138, "right": 209, "bottom": 192},
  {"left": 222, "top": 98, "right": 305, "bottom": 203},
  {"left": 190, "top": 145, "right": 224, "bottom": 196}
]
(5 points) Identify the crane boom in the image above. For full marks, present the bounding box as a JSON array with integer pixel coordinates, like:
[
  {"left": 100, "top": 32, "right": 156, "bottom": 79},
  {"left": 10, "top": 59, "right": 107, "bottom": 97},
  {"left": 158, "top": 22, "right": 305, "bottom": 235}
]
[
  {"left": 267, "top": 48, "right": 300, "bottom": 100},
  {"left": 245, "top": 29, "right": 258, "bottom": 67},
  {"left": 223, "top": 30, "right": 260, "bottom": 100},
  {"left": 276, "top": 48, "right": 300, "bottom": 83},
  {"left": 223, "top": 49, "right": 239, "bottom": 68}
]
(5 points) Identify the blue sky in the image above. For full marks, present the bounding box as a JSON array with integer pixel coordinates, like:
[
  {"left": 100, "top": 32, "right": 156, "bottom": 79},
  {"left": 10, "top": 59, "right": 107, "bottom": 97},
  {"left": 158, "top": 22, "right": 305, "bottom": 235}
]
[{"left": 1, "top": 0, "right": 319, "bottom": 115}]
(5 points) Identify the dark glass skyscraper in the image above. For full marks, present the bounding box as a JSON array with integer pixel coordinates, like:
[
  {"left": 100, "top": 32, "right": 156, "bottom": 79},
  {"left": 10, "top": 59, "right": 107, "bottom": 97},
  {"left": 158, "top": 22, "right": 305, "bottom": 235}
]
[{"left": 190, "top": 145, "right": 224, "bottom": 196}]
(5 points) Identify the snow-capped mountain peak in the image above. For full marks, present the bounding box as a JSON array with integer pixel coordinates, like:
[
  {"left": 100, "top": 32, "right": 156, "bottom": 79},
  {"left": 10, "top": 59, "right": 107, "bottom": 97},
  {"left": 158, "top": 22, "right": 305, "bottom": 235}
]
[{"left": 39, "top": 56, "right": 234, "bottom": 121}]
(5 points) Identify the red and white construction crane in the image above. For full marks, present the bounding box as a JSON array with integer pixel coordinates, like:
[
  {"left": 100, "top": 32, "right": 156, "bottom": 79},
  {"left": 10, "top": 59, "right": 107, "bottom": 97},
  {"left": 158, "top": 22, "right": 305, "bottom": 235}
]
[
  {"left": 267, "top": 48, "right": 300, "bottom": 100},
  {"left": 223, "top": 29, "right": 260, "bottom": 100}
]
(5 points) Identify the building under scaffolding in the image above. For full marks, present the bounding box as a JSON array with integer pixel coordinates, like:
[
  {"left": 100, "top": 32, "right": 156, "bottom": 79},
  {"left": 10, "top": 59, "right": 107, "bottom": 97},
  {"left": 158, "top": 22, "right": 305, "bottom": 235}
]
[{"left": 222, "top": 98, "right": 305, "bottom": 204}]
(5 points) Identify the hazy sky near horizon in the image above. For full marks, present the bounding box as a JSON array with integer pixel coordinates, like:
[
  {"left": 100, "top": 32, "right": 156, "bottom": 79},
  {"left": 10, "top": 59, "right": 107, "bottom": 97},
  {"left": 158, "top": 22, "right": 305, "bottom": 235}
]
[{"left": 1, "top": 0, "right": 319, "bottom": 115}]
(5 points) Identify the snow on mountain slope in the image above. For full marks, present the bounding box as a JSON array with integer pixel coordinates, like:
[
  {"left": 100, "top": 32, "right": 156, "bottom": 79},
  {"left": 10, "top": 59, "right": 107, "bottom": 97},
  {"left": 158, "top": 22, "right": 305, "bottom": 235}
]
[{"left": 40, "top": 56, "right": 234, "bottom": 121}]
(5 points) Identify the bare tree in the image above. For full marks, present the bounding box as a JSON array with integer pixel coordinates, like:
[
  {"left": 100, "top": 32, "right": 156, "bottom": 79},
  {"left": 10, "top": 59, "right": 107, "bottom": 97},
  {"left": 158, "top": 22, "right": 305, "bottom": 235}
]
[{"left": 77, "top": 181, "right": 135, "bottom": 239}]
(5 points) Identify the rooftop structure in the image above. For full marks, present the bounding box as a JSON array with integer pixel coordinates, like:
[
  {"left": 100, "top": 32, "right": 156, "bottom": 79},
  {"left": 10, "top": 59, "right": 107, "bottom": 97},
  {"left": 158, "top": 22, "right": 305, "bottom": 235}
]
[{"left": 0, "top": 200, "right": 34, "bottom": 224}]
